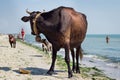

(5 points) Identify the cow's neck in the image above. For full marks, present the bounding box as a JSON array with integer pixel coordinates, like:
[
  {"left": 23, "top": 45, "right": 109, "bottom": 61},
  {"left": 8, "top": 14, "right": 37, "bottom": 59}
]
[
  {"left": 36, "top": 18, "right": 61, "bottom": 48},
  {"left": 37, "top": 20, "right": 54, "bottom": 35}
]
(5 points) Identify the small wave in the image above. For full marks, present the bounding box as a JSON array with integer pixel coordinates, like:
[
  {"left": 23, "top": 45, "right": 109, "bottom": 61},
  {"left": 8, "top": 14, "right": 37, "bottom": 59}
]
[
  {"left": 106, "top": 56, "right": 120, "bottom": 63},
  {"left": 84, "top": 54, "right": 110, "bottom": 62},
  {"left": 104, "top": 48, "right": 120, "bottom": 51},
  {"left": 106, "top": 62, "right": 120, "bottom": 68},
  {"left": 84, "top": 55, "right": 97, "bottom": 58}
]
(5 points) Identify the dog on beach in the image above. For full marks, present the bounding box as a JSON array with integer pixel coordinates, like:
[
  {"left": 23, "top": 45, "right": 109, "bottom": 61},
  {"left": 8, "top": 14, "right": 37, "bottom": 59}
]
[
  {"left": 35, "top": 36, "right": 52, "bottom": 56},
  {"left": 42, "top": 39, "right": 52, "bottom": 56},
  {"left": 8, "top": 34, "right": 16, "bottom": 48},
  {"left": 42, "top": 39, "right": 52, "bottom": 52}
]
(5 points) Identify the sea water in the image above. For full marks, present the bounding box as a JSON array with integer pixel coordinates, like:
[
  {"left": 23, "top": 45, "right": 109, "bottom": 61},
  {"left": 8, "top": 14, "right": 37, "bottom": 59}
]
[
  {"left": 83, "top": 34, "right": 120, "bottom": 63},
  {"left": 24, "top": 34, "right": 120, "bottom": 80},
  {"left": 82, "top": 34, "right": 120, "bottom": 80}
]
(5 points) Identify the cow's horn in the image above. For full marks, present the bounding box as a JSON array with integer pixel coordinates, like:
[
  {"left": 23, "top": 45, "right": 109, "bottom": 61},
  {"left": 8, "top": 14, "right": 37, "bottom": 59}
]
[{"left": 26, "top": 9, "right": 31, "bottom": 14}]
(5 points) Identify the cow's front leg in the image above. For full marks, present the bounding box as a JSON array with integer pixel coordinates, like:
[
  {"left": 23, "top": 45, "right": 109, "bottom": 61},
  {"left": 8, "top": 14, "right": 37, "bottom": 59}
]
[
  {"left": 47, "top": 46, "right": 57, "bottom": 75},
  {"left": 65, "top": 44, "right": 73, "bottom": 78}
]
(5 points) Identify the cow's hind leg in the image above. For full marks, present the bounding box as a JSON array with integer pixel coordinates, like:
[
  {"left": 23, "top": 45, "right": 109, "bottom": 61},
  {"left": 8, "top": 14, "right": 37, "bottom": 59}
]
[
  {"left": 76, "top": 45, "right": 81, "bottom": 73},
  {"left": 71, "top": 49, "right": 76, "bottom": 73},
  {"left": 47, "top": 46, "right": 57, "bottom": 75},
  {"left": 65, "top": 44, "right": 73, "bottom": 78}
]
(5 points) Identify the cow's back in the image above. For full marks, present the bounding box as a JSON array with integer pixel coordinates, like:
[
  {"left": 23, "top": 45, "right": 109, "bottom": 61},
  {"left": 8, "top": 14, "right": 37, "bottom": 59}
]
[{"left": 60, "top": 8, "right": 87, "bottom": 48}]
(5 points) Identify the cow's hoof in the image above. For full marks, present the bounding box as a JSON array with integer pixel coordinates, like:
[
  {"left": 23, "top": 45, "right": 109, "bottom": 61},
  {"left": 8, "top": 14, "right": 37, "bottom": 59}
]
[
  {"left": 72, "top": 68, "right": 76, "bottom": 73},
  {"left": 47, "top": 71, "right": 54, "bottom": 75},
  {"left": 76, "top": 69, "right": 80, "bottom": 73},
  {"left": 68, "top": 73, "right": 73, "bottom": 78}
]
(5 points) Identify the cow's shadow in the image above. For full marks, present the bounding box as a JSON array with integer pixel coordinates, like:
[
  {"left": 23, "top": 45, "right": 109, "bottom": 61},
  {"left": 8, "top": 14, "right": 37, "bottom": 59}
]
[
  {"left": 13, "top": 67, "right": 47, "bottom": 75},
  {"left": 13, "top": 67, "right": 65, "bottom": 75},
  {"left": 26, "top": 67, "right": 48, "bottom": 75},
  {"left": 0, "top": 67, "right": 11, "bottom": 71}
]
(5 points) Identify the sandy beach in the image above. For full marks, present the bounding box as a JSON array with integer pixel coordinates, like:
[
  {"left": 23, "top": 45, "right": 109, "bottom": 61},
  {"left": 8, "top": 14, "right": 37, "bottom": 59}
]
[{"left": 0, "top": 35, "right": 84, "bottom": 80}]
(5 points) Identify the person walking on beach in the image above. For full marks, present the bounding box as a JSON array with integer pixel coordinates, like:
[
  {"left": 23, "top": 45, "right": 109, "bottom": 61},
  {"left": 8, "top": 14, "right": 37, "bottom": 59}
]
[
  {"left": 21, "top": 28, "right": 25, "bottom": 41},
  {"left": 106, "top": 35, "right": 110, "bottom": 44}
]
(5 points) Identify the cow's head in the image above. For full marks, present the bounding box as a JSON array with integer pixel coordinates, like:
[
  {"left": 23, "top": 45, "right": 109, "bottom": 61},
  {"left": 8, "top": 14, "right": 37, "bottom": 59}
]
[{"left": 21, "top": 9, "right": 42, "bottom": 35}]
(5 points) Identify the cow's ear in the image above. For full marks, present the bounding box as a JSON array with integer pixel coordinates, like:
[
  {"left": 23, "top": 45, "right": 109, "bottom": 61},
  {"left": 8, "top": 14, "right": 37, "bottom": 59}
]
[{"left": 21, "top": 16, "right": 30, "bottom": 22}]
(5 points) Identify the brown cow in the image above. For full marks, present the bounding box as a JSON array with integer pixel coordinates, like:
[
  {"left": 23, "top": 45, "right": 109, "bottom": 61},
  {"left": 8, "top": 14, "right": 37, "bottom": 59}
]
[
  {"left": 8, "top": 34, "right": 16, "bottom": 48},
  {"left": 21, "top": 6, "right": 87, "bottom": 78}
]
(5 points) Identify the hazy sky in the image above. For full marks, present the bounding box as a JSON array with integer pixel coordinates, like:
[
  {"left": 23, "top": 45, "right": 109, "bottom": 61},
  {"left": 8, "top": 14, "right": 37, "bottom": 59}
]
[{"left": 0, "top": 0, "right": 120, "bottom": 34}]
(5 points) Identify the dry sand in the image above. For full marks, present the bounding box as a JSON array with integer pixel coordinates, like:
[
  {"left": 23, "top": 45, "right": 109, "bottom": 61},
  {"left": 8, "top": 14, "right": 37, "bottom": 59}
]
[{"left": 0, "top": 35, "right": 84, "bottom": 80}]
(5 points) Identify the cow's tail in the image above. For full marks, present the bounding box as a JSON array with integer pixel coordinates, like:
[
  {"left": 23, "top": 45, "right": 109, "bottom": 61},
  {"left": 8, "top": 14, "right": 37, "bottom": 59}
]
[{"left": 80, "top": 48, "right": 83, "bottom": 61}]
